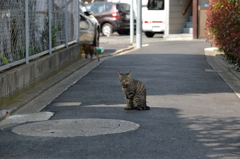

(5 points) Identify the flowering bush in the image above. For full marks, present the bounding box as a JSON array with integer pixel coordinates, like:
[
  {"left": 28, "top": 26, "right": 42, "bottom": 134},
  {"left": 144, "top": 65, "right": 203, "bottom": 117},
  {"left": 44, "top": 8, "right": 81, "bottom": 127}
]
[{"left": 205, "top": 0, "right": 240, "bottom": 63}]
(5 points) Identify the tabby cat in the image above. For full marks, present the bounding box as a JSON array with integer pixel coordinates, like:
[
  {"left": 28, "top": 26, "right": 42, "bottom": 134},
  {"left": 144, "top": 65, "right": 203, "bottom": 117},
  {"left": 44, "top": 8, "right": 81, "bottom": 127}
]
[
  {"left": 82, "top": 42, "right": 100, "bottom": 61},
  {"left": 118, "top": 71, "right": 150, "bottom": 110}
]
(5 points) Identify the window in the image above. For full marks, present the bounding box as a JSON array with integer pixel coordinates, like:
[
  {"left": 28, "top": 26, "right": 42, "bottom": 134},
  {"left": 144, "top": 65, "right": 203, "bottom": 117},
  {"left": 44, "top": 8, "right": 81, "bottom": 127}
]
[
  {"left": 200, "top": 0, "right": 209, "bottom": 6},
  {"left": 105, "top": 4, "right": 112, "bottom": 12},
  {"left": 92, "top": 3, "right": 105, "bottom": 13},
  {"left": 147, "top": 0, "right": 164, "bottom": 10},
  {"left": 117, "top": 3, "right": 130, "bottom": 12}
]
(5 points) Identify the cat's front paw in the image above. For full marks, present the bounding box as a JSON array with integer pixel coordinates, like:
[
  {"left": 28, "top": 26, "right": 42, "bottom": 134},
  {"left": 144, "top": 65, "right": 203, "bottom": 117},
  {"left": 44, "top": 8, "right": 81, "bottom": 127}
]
[{"left": 124, "top": 107, "right": 132, "bottom": 110}]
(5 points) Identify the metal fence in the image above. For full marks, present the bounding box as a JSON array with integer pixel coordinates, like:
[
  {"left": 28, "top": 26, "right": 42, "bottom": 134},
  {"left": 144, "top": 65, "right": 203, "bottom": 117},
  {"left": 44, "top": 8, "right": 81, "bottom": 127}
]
[{"left": 0, "top": 0, "right": 79, "bottom": 71}]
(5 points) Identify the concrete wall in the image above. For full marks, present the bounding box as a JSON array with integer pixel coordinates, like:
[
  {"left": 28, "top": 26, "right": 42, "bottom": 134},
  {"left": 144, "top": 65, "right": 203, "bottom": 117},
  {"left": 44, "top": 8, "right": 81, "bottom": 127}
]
[
  {"left": 169, "top": 0, "right": 190, "bottom": 34},
  {"left": 0, "top": 43, "right": 82, "bottom": 108}
]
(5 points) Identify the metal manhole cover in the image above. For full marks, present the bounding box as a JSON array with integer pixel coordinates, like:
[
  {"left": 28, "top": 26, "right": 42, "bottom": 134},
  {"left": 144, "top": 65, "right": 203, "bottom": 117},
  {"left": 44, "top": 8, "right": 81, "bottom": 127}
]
[{"left": 12, "top": 119, "right": 140, "bottom": 137}]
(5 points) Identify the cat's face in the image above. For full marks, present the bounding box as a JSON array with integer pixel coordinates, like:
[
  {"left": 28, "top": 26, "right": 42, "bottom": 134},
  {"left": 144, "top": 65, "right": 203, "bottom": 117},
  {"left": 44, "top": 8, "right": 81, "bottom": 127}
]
[
  {"left": 118, "top": 71, "right": 132, "bottom": 87},
  {"left": 82, "top": 42, "right": 91, "bottom": 50}
]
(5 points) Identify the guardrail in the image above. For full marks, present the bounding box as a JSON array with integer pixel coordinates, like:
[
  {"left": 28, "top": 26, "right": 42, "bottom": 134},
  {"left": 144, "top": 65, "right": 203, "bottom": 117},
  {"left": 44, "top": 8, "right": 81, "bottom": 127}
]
[{"left": 0, "top": 0, "right": 80, "bottom": 72}]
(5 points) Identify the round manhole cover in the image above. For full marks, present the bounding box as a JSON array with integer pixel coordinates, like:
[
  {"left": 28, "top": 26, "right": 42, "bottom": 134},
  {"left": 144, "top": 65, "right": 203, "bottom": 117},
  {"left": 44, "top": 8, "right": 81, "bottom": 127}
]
[{"left": 12, "top": 119, "right": 140, "bottom": 137}]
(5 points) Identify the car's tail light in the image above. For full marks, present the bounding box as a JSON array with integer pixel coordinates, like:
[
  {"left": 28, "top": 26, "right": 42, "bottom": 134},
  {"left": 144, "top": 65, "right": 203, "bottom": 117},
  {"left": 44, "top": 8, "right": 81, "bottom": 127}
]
[{"left": 112, "top": 12, "right": 120, "bottom": 18}]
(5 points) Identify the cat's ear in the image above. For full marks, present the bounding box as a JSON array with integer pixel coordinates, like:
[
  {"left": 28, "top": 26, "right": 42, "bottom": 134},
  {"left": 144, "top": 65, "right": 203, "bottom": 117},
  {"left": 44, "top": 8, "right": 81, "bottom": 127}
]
[
  {"left": 118, "top": 71, "right": 123, "bottom": 76},
  {"left": 127, "top": 71, "right": 131, "bottom": 76}
]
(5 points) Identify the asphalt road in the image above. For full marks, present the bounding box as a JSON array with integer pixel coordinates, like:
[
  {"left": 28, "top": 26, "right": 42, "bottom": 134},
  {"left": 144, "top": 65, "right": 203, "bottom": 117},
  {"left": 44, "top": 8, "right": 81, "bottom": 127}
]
[{"left": 0, "top": 37, "right": 240, "bottom": 159}]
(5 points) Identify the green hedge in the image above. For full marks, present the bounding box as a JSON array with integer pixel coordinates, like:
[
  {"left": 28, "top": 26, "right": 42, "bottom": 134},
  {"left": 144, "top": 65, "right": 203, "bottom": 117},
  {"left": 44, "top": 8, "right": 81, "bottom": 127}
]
[{"left": 205, "top": 0, "right": 240, "bottom": 63}]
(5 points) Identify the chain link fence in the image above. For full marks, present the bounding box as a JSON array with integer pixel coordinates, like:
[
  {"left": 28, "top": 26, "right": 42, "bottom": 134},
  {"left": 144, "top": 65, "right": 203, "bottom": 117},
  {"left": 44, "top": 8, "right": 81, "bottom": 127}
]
[{"left": 0, "top": 0, "right": 79, "bottom": 71}]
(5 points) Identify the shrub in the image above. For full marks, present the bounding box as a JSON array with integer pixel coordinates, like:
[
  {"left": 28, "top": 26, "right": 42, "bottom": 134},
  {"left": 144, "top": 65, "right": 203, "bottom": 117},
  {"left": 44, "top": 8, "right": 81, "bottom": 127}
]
[{"left": 205, "top": 0, "right": 240, "bottom": 63}]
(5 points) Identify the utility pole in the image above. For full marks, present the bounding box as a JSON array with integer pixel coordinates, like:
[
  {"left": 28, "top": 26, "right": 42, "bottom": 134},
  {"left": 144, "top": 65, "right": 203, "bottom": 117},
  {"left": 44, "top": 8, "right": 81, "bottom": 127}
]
[
  {"left": 136, "top": 0, "right": 142, "bottom": 48},
  {"left": 130, "top": 0, "right": 134, "bottom": 44}
]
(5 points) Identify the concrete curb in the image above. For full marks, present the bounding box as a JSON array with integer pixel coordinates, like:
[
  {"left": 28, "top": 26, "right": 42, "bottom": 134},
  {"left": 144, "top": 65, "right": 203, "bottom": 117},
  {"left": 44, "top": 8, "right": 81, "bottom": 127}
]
[
  {"left": 0, "top": 45, "right": 135, "bottom": 121},
  {"left": 204, "top": 47, "right": 240, "bottom": 80},
  {"left": 215, "top": 52, "right": 240, "bottom": 80},
  {"left": 204, "top": 47, "right": 240, "bottom": 99},
  {"left": 98, "top": 46, "right": 135, "bottom": 59}
]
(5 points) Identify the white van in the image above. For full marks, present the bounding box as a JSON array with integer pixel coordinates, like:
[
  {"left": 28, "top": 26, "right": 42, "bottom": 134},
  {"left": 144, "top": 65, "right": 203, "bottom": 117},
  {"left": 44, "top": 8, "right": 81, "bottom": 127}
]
[{"left": 142, "top": 0, "right": 165, "bottom": 37}]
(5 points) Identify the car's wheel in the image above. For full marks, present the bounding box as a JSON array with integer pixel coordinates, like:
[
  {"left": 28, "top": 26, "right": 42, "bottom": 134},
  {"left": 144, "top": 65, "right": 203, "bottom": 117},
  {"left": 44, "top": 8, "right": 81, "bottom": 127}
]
[
  {"left": 102, "top": 23, "right": 113, "bottom": 36},
  {"left": 93, "top": 27, "right": 100, "bottom": 47},
  {"left": 145, "top": 32, "right": 155, "bottom": 38}
]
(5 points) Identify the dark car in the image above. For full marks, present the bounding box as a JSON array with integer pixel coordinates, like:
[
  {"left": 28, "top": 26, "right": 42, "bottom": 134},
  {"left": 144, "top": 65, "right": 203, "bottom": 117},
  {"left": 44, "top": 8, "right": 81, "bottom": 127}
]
[
  {"left": 79, "top": 1, "right": 100, "bottom": 46},
  {"left": 86, "top": 2, "right": 135, "bottom": 36}
]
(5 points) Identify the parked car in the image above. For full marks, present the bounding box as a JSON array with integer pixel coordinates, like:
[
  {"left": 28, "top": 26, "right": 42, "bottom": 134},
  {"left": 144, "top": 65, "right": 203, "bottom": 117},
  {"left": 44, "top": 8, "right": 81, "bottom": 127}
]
[
  {"left": 79, "top": 1, "right": 100, "bottom": 46},
  {"left": 86, "top": 2, "right": 135, "bottom": 36}
]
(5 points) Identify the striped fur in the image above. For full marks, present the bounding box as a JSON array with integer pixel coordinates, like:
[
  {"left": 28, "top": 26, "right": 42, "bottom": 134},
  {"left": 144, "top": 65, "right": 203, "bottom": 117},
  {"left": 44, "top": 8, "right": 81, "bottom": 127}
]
[
  {"left": 82, "top": 42, "right": 100, "bottom": 61},
  {"left": 118, "top": 71, "right": 150, "bottom": 111}
]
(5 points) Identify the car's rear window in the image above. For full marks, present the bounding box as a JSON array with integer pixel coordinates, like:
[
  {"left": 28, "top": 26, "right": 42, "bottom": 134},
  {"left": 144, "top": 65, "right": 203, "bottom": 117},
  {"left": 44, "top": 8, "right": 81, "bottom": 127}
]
[
  {"left": 105, "top": 4, "right": 112, "bottom": 12},
  {"left": 90, "top": 3, "right": 113, "bottom": 13},
  {"left": 117, "top": 3, "right": 130, "bottom": 12}
]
